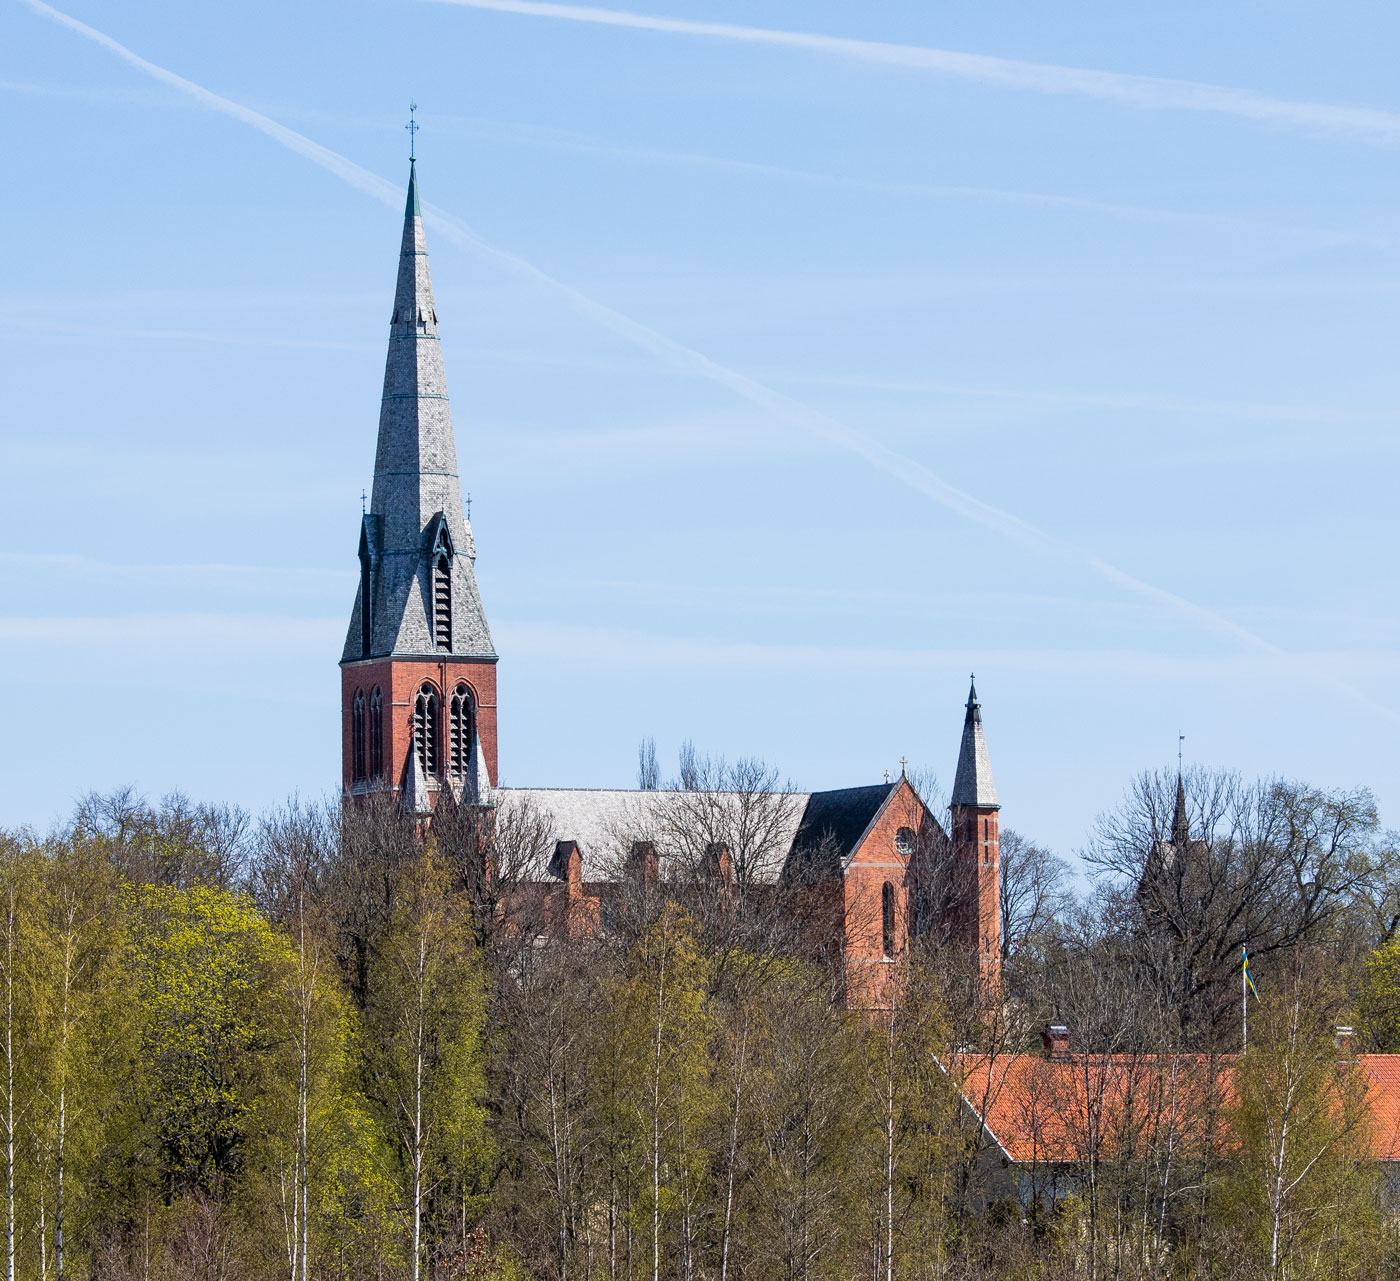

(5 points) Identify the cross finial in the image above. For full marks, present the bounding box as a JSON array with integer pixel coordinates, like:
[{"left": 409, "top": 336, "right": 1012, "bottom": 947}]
[
  {"left": 406, "top": 101, "right": 419, "bottom": 161},
  {"left": 360, "top": 489, "right": 367, "bottom": 515},
  {"left": 899, "top": 756, "right": 908, "bottom": 777},
  {"left": 465, "top": 492, "right": 472, "bottom": 520}
]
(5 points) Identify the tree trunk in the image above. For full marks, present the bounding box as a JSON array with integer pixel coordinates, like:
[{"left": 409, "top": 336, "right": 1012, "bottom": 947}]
[
  {"left": 720, "top": 1023, "right": 747, "bottom": 1281},
  {"left": 6, "top": 887, "right": 15, "bottom": 1281},
  {"left": 412, "top": 932, "right": 426, "bottom": 1281}
]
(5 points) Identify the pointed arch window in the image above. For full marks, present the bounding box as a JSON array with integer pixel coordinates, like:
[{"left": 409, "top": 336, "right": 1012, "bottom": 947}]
[
  {"left": 369, "top": 687, "right": 384, "bottom": 780},
  {"left": 351, "top": 690, "right": 366, "bottom": 782},
  {"left": 414, "top": 683, "right": 439, "bottom": 777},
  {"left": 882, "top": 882, "right": 897, "bottom": 958},
  {"left": 449, "top": 683, "right": 474, "bottom": 778}
]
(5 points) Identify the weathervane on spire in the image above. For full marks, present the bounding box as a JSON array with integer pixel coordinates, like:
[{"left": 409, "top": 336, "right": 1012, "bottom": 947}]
[
  {"left": 406, "top": 101, "right": 419, "bottom": 161},
  {"left": 1178, "top": 732, "right": 1185, "bottom": 774}
]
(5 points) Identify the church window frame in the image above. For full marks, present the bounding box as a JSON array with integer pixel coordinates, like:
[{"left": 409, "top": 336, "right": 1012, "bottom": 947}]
[
  {"left": 414, "top": 682, "right": 440, "bottom": 777},
  {"left": 430, "top": 523, "right": 454, "bottom": 652},
  {"left": 369, "top": 687, "right": 384, "bottom": 779},
  {"left": 351, "top": 690, "right": 367, "bottom": 782},
  {"left": 448, "top": 683, "right": 474, "bottom": 779},
  {"left": 894, "top": 826, "right": 915, "bottom": 858}
]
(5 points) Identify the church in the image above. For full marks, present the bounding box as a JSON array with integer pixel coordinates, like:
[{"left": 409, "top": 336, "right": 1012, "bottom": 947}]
[{"left": 338, "top": 163, "right": 1003, "bottom": 1002}]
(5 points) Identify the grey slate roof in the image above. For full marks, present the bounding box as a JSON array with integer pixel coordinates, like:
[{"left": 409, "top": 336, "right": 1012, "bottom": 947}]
[
  {"left": 496, "top": 782, "right": 919, "bottom": 883},
  {"left": 951, "top": 678, "right": 999, "bottom": 809},
  {"left": 342, "top": 163, "right": 494, "bottom": 663},
  {"left": 789, "top": 783, "right": 899, "bottom": 870}
]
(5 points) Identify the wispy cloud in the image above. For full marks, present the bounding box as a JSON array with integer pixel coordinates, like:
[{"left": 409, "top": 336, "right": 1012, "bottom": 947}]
[
  {"left": 498, "top": 621, "right": 1400, "bottom": 685},
  {"left": 406, "top": 114, "right": 1386, "bottom": 250},
  {"left": 433, "top": 0, "right": 1400, "bottom": 147},
  {"left": 20, "top": 0, "right": 1398, "bottom": 724},
  {"left": 0, "top": 552, "right": 352, "bottom": 583},
  {"left": 0, "top": 613, "right": 340, "bottom": 649},
  {"left": 0, "top": 316, "right": 377, "bottom": 350}
]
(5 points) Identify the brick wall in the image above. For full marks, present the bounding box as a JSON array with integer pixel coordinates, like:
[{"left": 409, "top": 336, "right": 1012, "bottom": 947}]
[{"left": 339, "top": 655, "right": 498, "bottom": 797}]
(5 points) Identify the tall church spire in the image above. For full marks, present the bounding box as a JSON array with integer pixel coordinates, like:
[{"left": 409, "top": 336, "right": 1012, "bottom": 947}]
[
  {"left": 343, "top": 161, "right": 493, "bottom": 661},
  {"left": 1171, "top": 773, "right": 1190, "bottom": 846},
  {"left": 951, "top": 677, "right": 999, "bottom": 809},
  {"left": 340, "top": 160, "right": 500, "bottom": 805}
]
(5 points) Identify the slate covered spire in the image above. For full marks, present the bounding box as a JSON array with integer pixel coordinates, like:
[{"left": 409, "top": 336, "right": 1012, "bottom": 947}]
[
  {"left": 951, "top": 677, "right": 999, "bottom": 809},
  {"left": 342, "top": 161, "right": 494, "bottom": 661},
  {"left": 1171, "top": 773, "right": 1190, "bottom": 846}
]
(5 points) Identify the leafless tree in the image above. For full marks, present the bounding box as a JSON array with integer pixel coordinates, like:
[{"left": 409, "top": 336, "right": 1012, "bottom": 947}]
[
  {"left": 637, "top": 738, "right": 659, "bottom": 791},
  {"left": 72, "top": 788, "right": 251, "bottom": 890},
  {"left": 432, "top": 788, "right": 559, "bottom": 971},
  {"left": 1087, "top": 768, "right": 1383, "bottom": 1037},
  {"left": 998, "top": 830, "right": 1073, "bottom": 966}
]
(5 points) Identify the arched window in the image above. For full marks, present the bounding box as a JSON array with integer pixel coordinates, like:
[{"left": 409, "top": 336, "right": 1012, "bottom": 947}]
[
  {"left": 369, "top": 687, "right": 384, "bottom": 779},
  {"left": 449, "top": 683, "right": 473, "bottom": 778},
  {"left": 882, "top": 882, "right": 896, "bottom": 958},
  {"left": 351, "top": 690, "right": 366, "bottom": 781},
  {"left": 414, "top": 683, "right": 439, "bottom": 776},
  {"left": 894, "top": 826, "right": 915, "bottom": 858},
  {"left": 433, "top": 553, "right": 452, "bottom": 651}
]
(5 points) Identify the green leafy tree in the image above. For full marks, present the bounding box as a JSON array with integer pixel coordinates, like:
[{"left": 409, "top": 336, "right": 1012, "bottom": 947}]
[
  {"left": 123, "top": 883, "right": 291, "bottom": 1196},
  {"left": 362, "top": 850, "right": 489, "bottom": 1281},
  {"left": 606, "top": 909, "right": 717, "bottom": 1281},
  {"left": 1222, "top": 969, "right": 1381, "bottom": 1280}
]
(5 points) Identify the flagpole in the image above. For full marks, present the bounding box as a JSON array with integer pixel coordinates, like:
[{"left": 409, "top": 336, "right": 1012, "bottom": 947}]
[{"left": 1242, "top": 945, "right": 1248, "bottom": 1054}]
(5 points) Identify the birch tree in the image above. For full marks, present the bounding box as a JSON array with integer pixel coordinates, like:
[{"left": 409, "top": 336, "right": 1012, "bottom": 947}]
[{"left": 363, "top": 850, "right": 488, "bottom": 1281}]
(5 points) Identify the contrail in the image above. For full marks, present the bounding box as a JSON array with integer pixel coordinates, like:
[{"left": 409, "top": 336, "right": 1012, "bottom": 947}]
[
  {"left": 433, "top": 0, "right": 1400, "bottom": 148},
  {"left": 20, "top": 0, "right": 1397, "bottom": 722}
]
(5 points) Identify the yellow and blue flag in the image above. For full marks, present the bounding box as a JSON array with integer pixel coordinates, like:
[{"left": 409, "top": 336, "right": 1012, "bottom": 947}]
[{"left": 1242, "top": 946, "right": 1259, "bottom": 999}]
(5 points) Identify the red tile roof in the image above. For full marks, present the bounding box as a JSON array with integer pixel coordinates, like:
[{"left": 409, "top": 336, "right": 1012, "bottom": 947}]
[{"left": 945, "top": 1051, "right": 1400, "bottom": 1165}]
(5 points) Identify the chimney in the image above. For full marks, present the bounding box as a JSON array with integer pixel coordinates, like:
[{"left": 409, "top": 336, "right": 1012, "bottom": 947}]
[
  {"left": 628, "top": 840, "right": 659, "bottom": 891},
  {"left": 706, "top": 842, "right": 733, "bottom": 893},
  {"left": 551, "top": 841, "right": 583, "bottom": 895},
  {"left": 1042, "top": 1023, "right": 1070, "bottom": 1060}
]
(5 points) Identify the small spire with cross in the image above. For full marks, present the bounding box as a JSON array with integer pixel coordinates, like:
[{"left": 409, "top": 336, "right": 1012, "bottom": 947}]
[
  {"left": 899, "top": 756, "right": 908, "bottom": 778},
  {"left": 406, "top": 101, "right": 419, "bottom": 161},
  {"left": 360, "top": 489, "right": 367, "bottom": 515},
  {"left": 465, "top": 492, "right": 472, "bottom": 520}
]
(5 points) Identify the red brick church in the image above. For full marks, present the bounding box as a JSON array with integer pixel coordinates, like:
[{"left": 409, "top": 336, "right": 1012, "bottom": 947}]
[{"left": 339, "top": 164, "right": 1002, "bottom": 1001}]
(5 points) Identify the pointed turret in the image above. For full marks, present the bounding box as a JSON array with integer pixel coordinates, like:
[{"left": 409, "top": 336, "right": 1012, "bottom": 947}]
[
  {"left": 343, "top": 160, "right": 492, "bottom": 662},
  {"left": 949, "top": 677, "right": 1001, "bottom": 992},
  {"left": 340, "top": 161, "right": 500, "bottom": 806},
  {"left": 951, "top": 678, "right": 999, "bottom": 810},
  {"left": 402, "top": 745, "right": 434, "bottom": 816}
]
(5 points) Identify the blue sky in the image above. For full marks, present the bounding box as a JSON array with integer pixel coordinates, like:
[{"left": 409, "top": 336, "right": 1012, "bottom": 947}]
[{"left": 4, "top": 0, "right": 1400, "bottom": 861}]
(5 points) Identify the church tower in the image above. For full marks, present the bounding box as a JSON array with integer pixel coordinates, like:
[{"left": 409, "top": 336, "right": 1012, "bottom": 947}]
[
  {"left": 340, "top": 162, "right": 497, "bottom": 810},
  {"left": 950, "top": 678, "right": 1001, "bottom": 988}
]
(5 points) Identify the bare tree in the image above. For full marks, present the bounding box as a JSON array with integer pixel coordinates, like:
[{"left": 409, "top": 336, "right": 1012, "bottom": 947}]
[
  {"left": 637, "top": 739, "right": 659, "bottom": 792},
  {"left": 998, "top": 830, "right": 1073, "bottom": 965},
  {"left": 1088, "top": 768, "right": 1382, "bottom": 1037},
  {"left": 71, "top": 789, "right": 251, "bottom": 891}
]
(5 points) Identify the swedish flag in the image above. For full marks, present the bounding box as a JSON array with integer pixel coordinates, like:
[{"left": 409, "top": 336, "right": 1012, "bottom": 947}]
[{"left": 1242, "top": 946, "right": 1259, "bottom": 999}]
